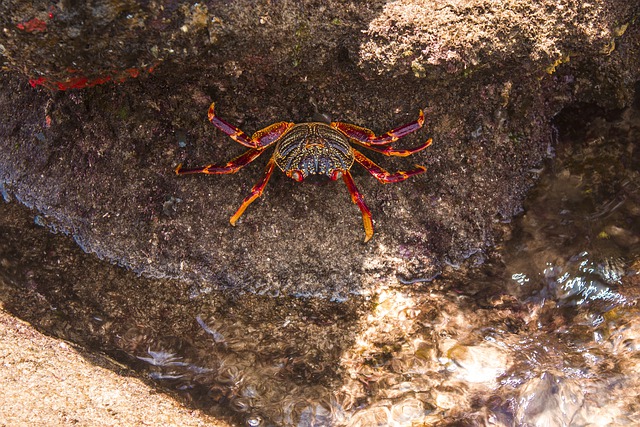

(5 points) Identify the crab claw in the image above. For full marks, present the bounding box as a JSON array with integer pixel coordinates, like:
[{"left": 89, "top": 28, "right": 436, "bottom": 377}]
[
  {"left": 287, "top": 170, "right": 305, "bottom": 182},
  {"left": 330, "top": 170, "right": 343, "bottom": 181}
]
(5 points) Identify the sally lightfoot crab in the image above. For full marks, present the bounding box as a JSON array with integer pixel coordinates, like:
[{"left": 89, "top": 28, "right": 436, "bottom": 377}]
[{"left": 175, "top": 103, "right": 432, "bottom": 242}]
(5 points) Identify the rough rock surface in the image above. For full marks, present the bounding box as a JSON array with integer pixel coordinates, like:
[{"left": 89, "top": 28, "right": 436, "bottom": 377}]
[{"left": 1, "top": 0, "right": 638, "bottom": 298}]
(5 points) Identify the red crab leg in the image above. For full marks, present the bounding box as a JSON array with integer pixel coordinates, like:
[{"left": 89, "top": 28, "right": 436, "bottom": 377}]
[
  {"left": 208, "top": 102, "right": 293, "bottom": 148},
  {"left": 174, "top": 148, "right": 265, "bottom": 175},
  {"left": 353, "top": 149, "right": 427, "bottom": 183},
  {"left": 342, "top": 170, "right": 374, "bottom": 242},
  {"left": 331, "top": 110, "right": 424, "bottom": 146},
  {"left": 230, "top": 157, "right": 276, "bottom": 226},
  {"left": 353, "top": 137, "right": 433, "bottom": 157}
]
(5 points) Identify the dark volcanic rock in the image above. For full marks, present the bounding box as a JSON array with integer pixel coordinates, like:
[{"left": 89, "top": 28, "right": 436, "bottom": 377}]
[{"left": 1, "top": 0, "right": 639, "bottom": 297}]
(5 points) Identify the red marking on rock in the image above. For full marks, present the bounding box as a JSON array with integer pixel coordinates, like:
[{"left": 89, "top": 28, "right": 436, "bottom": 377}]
[
  {"left": 27, "top": 63, "right": 160, "bottom": 91},
  {"left": 29, "top": 77, "right": 47, "bottom": 88},
  {"left": 16, "top": 17, "right": 47, "bottom": 33}
]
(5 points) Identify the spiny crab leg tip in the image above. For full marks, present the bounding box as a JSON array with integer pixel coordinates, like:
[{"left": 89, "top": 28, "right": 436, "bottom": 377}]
[
  {"left": 418, "top": 110, "right": 425, "bottom": 126},
  {"left": 363, "top": 219, "right": 374, "bottom": 242},
  {"left": 207, "top": 102, "right": 216, "bottom": 121},
  {"left": 174, "top": 163, "right": 183, "bottom": 174}
]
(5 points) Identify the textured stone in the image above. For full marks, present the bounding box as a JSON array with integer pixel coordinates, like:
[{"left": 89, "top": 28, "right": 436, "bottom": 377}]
[{"left": 0, "top": 0, "right": 638, "bottom": 298}]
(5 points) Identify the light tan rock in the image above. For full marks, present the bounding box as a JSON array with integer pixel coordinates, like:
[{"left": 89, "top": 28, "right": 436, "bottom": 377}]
[{"left": 0, "top": 308, "right": 228, "bottom": 427}]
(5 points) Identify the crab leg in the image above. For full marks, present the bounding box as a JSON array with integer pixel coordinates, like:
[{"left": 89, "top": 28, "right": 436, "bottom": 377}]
[
  {"left": 175, "top": 148, "right": 265, "bottom": 175},
  {"left": 353, "top": 149, "right": 427, "bottom": 183},
  {"left": 353, "top": 137, "right": 432, "bottom": 157},
  {"left": 331, "top": 110, "right": 424, "bottom": 146},
  {"left": 230, "top": 157, "right": 276, "bottom": 226},
  {"left": 342, "top": 170, "right": 374, "bottom": 242},
  {"left": 208, "top": 102, "right": 293, "bottom": 148}
]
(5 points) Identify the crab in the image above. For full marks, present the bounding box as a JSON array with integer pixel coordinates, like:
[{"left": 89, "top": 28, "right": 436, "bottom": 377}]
[{"left": 175, "top": 103, "right": 432, "bottom": 242}]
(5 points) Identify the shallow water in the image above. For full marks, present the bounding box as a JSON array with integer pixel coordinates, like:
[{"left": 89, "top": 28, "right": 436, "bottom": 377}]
[{"left": 0, "top": 105, "right": 638, "bottom": 426}]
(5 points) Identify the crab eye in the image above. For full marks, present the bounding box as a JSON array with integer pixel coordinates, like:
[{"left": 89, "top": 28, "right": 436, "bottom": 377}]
[
  {"left": 330, "top": 170, "right": 343, "bottom": 181},
  {"left": 289, "top": 170, "right": 304, "bottom": 182}
]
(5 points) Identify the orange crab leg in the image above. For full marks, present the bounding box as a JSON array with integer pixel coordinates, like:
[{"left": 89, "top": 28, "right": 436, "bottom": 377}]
[
  {"left": 175, "top": 148, "right": 265, "bottom": 175},
  {"left": 208, "top": 102, "right": 293, "bottom": 148},
  {"left": 230, "top": 157, "right": 276, "bottom": 226},
  {"left": 353, "top": 149, "right": 427, "bottom": 183},
  {"left": 342, "top": 170, "right": 374, "bottom": 242},
  {"left": 332, "top": 110, "right": 425, "bottom": 146},
  {"left": 353, "top": 137, "right": 432, "bottom": 157}
]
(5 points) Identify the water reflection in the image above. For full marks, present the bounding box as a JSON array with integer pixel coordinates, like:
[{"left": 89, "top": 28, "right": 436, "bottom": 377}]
[{"left": 0, "top": 106, "right": 638, "bottom": 425}]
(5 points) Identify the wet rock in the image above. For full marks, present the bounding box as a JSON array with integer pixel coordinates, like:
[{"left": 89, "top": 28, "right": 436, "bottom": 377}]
[{"left": 0, "top": 1, "right": 639, "bottom": 298}]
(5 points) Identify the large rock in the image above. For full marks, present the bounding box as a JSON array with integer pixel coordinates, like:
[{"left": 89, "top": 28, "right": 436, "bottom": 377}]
[{"left": 1, "top": 0, "right": 638, "bottom": 297}]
